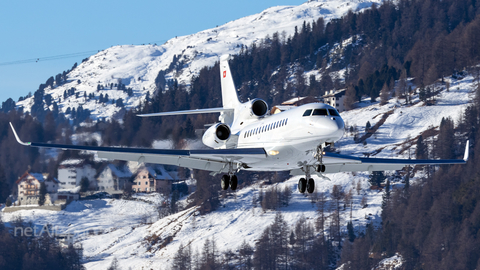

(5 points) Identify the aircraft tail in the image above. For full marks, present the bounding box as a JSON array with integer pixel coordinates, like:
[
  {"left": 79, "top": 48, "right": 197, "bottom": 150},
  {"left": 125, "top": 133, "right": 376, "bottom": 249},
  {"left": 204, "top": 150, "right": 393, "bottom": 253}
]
[{"left": 220, "top": 55, "right": 241, "bottom": 109}]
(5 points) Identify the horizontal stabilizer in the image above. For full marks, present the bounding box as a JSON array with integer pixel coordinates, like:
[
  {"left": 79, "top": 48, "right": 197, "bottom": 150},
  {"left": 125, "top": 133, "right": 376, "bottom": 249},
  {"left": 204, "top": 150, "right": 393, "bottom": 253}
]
[{"left": 137, "top": 107, "right": 234, "bottom": 117}]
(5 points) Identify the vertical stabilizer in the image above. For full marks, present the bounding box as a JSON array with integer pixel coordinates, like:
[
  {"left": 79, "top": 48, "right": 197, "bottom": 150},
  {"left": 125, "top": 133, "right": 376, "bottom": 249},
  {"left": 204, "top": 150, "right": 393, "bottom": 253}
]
[{"left": 220, "top": 55, "right": 241, "bottom": 109}]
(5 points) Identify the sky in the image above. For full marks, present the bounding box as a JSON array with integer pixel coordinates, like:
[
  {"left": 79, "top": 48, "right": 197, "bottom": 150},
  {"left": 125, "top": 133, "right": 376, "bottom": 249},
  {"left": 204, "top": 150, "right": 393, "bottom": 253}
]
[{"left": 0, "top": 0, "right": 307, "bottom": 105}]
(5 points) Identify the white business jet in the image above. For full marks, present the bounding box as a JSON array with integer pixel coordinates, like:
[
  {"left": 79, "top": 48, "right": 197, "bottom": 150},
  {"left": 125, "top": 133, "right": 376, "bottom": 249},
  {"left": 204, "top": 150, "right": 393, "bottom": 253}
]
[{"left": 10, "top": 55, "right": 469, "bottom": 194}]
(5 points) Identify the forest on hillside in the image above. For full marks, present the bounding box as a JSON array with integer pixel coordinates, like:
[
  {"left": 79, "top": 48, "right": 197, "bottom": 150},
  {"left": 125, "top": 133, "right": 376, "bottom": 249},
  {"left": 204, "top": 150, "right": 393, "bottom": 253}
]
[{"left": 1, "top": 0, "right": 480, "bottom": 268}]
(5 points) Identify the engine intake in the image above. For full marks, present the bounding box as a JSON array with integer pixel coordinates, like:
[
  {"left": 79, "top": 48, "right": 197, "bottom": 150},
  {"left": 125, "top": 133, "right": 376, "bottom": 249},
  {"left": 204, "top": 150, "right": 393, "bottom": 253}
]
[
  {"left": 251, "top": 99, "right": 268, "bottom": 117},
  {"left": 202, "top": 123, "right": 231, "bottom": 148},
  {"left": 215, "top": 124, "right": 230, "bottom": 140}
]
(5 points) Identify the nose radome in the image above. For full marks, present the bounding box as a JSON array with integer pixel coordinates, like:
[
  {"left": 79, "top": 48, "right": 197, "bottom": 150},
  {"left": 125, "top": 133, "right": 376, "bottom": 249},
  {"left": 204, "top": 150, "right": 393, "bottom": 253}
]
[{"left": 336, "top": 117, "right": 345, "bottom": 130}]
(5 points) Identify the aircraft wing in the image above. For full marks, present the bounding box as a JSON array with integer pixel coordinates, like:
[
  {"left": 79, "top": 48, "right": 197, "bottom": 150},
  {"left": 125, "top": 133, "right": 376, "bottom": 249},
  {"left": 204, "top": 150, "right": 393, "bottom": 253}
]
[
  {"left": 9, "top": 123, "right": 266, "bottom": 173},
  {"left": 290, "top": 141, "right": 469, "bottom": 176},
  {"left": 321, "top": 149, "right": 468, "bottom": 173}
]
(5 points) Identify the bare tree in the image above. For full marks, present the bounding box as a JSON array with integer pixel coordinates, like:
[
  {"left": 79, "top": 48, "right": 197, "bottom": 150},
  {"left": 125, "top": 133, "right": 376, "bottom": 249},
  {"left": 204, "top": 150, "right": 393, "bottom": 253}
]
[
  {"left": 356, "top": 180, "right": 362, "bottom": 195},
  {"left": 316, "top": 192, "right": 327, "bottom": 241}
]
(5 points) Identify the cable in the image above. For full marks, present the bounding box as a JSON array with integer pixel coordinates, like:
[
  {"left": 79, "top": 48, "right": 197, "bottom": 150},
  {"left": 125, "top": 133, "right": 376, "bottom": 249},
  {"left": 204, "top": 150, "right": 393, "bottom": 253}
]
[
  {"left": 0, "top": 39, "right": 169, "bottom": 67},
  {"left": 0, "top": 50, "right": 101, "bottom": 66}
]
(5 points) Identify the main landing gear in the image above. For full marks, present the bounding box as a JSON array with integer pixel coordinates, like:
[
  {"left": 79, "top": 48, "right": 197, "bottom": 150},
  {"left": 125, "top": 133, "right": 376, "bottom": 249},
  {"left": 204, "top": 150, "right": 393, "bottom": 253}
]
[
  {"left": 220, "top": 161, "right": 238, "bottom": 191},
  {"left": 298, "top": 144, "right": 326, "bottom": 194},
  {"left": 221, "top": 174, "right": 238, "bottom": 191},
  {"left": 298, "top": 177, "right": 315, "bottom": 194}
]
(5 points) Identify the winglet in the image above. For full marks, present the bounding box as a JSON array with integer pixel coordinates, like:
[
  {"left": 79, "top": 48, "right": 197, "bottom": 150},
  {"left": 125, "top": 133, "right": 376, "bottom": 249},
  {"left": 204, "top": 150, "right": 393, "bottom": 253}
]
[
  {"left": 464, "top": 140, "right": 470, "bottom": 161},
  {"left": 9, "top": 122, "right": 31, "bottom": 146}
]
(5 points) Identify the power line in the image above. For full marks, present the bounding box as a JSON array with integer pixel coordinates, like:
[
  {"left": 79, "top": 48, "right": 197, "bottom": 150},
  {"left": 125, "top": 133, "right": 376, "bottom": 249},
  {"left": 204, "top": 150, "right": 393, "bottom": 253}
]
[
  {"left": 0, "top": 39, "right": 169, "bottom": 67},
  {"left": 0, "top": 50, "right": 101, "bottom": 66}
]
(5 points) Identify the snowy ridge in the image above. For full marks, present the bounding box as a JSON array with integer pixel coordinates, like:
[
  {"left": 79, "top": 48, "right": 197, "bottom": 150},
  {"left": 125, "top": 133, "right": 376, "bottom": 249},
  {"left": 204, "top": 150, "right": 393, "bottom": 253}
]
[{"left": 16, "top": 0, "right": 383, "bottom": 121}]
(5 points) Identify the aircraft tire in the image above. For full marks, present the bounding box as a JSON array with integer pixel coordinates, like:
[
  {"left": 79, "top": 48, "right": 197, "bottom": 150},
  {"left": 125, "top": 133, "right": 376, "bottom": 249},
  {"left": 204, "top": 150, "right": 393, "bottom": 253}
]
[
  {"left": 230, "top": 175, "right": 238, "bottom": 190},
  {"left": 316, "top": 165, "right": 326, "bottom": 173},
  {"left": 221, "top": 175, "right": 230, "bottom": 190},
  {"left": 298, "top": 178, "right": 307, "bottom": 193},
  {"left": 307, "top": 178, "right": 315, "bottom": 193}
]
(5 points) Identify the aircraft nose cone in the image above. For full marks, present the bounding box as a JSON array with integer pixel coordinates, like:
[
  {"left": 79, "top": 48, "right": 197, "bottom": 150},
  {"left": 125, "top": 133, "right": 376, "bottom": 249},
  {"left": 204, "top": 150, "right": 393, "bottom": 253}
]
[{"left": 335, "top": 117, "right": 345, "bottom": 138}]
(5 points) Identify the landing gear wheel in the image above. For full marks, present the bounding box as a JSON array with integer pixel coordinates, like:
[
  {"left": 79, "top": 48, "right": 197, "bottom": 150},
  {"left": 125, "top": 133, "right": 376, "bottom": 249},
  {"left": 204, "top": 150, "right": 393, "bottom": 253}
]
[
  {"left": 298, "top": 178, "right": 307, "bottom": 193},
  {"left": 316, "top": 165, "right": 326, "bottom": 173},
  {"left": 221, "top": 175, "right": 230, "bottom": 190},
  {"left": 230, "top": 175, "right": 238, "bottom": 190},
  {"left": 307, "top": 178, "right": 315, "bottom": 193}
]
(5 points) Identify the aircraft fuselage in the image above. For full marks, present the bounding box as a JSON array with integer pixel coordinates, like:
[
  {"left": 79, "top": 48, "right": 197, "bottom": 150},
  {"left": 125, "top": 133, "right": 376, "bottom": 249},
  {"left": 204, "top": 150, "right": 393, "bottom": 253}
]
[{"left": 228, "top": 103, "right": 345, "bottom": 171}]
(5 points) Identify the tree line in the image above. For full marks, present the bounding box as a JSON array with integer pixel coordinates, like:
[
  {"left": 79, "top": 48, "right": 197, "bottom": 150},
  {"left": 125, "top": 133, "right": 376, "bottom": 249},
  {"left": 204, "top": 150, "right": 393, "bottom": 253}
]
[
  {"left": 339, "top": 82, "right": 480, "bottom": 269},
  {"left": 0, "top": 215, "right": 84, "bottom": 270}
]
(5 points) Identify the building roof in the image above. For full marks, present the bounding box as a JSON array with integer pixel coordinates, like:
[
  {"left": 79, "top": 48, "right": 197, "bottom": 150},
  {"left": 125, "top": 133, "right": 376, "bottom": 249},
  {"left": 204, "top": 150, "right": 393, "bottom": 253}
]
[
  {"left": 281, "top": 96, "right": 320, "bottom": 106},
  {"left": 323, "top": 89, "right": 346, "bottom": 98},
  {"left": 282, "top": 96, "right": 308, "bottom": 105},
  {"left": 133, "top": 164, "right": 175, "bottom": 181},
  {"left": 16, "top": 172, "right": 60, "bottom": 185},
  {"left": 105, "top": 164, "right": 132, "bottom": 178},
  {"left": 147, "top": 165, "right": 174, "bottom": 180}
]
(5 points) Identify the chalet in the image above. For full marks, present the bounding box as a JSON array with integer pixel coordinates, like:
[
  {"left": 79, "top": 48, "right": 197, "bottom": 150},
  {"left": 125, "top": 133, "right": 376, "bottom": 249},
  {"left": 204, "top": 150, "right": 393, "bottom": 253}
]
[
  {"left": 322, "top": 89, "right": 346, "bottom": 112},
  {"left": 58, "top": 159, "right": 97, "bottom": 190},
  {"left": 96, "top": 164, "right": 132, "bottom": 195},
  {"left": 16, "top": 172, "right": 60, "bottom": 205},
  {"left": 132, "top": 164, "right": 175, "bottom": 193}
]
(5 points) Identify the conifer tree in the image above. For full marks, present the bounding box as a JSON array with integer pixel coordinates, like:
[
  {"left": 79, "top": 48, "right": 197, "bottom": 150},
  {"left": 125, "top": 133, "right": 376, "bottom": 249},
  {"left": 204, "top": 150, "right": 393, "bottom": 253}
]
[
  {"left": 38, "top": 182, "right": 47, "bottom": 206},
  {"left": 347, "top": 221, "right": 356, "bottom": 242}
]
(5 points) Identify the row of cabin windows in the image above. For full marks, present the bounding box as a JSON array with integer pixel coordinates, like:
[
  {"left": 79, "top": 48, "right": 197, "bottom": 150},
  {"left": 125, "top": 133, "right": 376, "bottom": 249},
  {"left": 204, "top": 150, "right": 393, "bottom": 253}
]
[
  {"left": 244, "top": 118, "right": 289, "bottom": 138},
  {"left": 302, "top": 108, "right": 340, "bottom": 117}
]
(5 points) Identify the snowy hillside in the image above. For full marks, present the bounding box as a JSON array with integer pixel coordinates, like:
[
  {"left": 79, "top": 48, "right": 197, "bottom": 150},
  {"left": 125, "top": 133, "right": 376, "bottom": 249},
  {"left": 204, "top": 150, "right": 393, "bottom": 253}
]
[
  {"left": 3, "top": 73, "right": 476, "bottom": 269},
  {"left": 16, "top": 0, "right": 383, "bottom": 121}
]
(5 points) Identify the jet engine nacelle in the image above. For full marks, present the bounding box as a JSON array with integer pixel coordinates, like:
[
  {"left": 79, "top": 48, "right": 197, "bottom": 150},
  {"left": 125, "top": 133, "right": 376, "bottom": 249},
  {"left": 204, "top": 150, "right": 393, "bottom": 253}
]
[
  {"left": 250, "top": 98, "right": 269, "bottom": 117},
  {"left": 236, "top": 98, "right": 269, "bottom": 122},
  {"left": 202, "top": 123, "right": 231, "bottom": 148}
]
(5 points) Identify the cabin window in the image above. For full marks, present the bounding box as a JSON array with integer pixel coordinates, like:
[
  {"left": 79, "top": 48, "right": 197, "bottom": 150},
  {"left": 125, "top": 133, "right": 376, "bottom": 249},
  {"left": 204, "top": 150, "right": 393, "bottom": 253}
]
[
  {"left": 328, "top": 109, "right": 340, "bottom": 116},
  {"left": 312, "top": 109, "right": 328, "bottom": 116},
  {"left": 303, "top": 109, "right": 312, "bottom": 116},
  {"left": 285, "top": 118, "right": 288, "bottom": 125}
]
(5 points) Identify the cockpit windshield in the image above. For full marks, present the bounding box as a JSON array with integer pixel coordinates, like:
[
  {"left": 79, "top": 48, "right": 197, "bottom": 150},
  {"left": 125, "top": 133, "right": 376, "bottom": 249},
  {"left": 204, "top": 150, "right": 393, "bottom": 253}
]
[
  {"left": 303, "top": 109, "right": 312, "bottom": 116},
  {"left": 303, "top": 108, "right": 340, "bottom": 117},
  {"left": 312, "top": 109, "right": 328, "bottom": 116},
  {"left": 328, "top": 109, "right": 339, "bottom": 116}
]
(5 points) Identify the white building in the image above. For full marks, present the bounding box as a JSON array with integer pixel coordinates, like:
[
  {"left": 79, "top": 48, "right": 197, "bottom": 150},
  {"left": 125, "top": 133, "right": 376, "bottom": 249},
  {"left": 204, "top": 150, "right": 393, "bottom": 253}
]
[
  {"left": 322, "top": 89, "right": 346, "bottom": 112},
  {"left": 58, "top": 159, "right": 97, "bottom": 190},
  {"left": 96, "top": 164, "right": 132, "bottom": 194}
]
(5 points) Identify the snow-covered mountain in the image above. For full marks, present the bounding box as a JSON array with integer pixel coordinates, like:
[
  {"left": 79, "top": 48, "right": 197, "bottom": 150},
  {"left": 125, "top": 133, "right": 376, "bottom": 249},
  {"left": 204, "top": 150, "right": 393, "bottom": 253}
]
[
  {"left": 3, "top": 72, "right": 475, "bottom": 269},
  {"left": 16, "top": 0, "right": 383, "bottom": 120}
]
